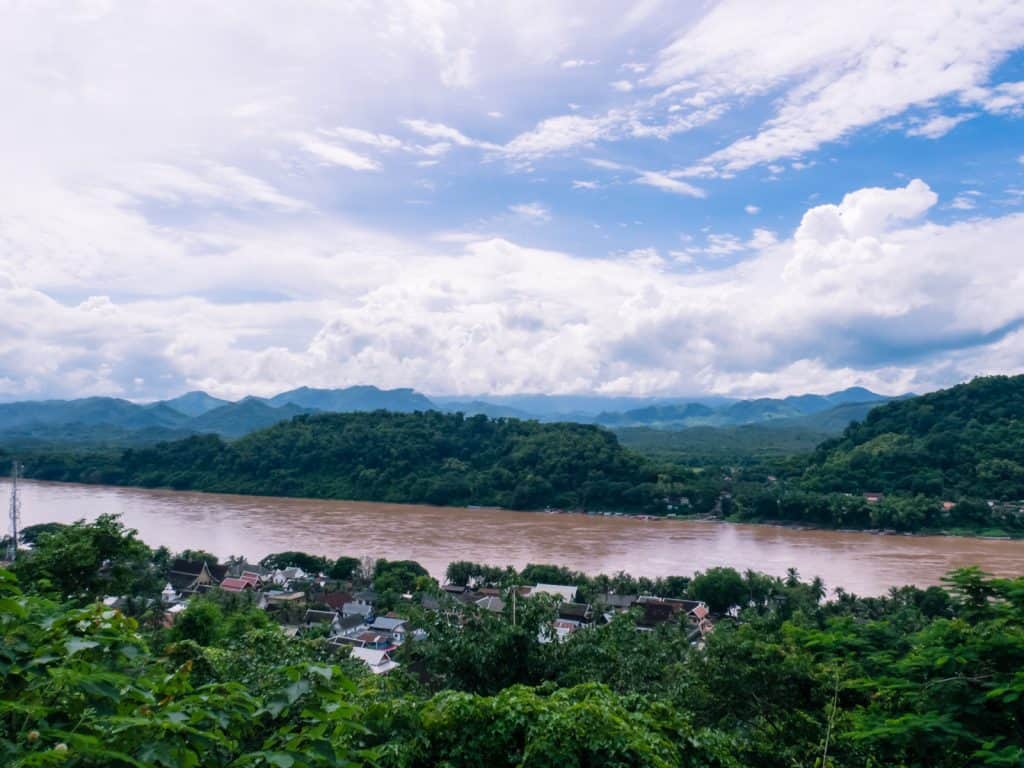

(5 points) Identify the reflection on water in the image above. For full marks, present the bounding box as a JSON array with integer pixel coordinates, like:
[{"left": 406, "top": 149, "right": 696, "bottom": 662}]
[{"left": 17, "top": 480, "right": 1024, "bottom": 595}]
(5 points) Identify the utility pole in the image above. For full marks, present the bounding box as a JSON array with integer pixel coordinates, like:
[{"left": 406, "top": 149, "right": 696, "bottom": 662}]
[{"left": 6, "top": 460, "right": 20, "bottom": 562}]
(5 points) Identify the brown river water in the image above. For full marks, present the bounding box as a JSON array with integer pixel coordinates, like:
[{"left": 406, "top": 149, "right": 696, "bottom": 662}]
[{"left": 16, "top": 480, "right": 1024, "bottom": 595}]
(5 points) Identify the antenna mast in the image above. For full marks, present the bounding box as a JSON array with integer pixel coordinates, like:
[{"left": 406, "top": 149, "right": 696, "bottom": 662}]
[{"left": 6, "top": 460, "right": 19, "bottom": 562}]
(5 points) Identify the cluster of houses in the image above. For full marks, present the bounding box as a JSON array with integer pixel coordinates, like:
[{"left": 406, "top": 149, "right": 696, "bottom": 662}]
[
  {"left": 158, "top": 558, "right": 715, "bottom": 675},
  {"left": 436, "top": 581, "right": 714, "bottom": 644}
]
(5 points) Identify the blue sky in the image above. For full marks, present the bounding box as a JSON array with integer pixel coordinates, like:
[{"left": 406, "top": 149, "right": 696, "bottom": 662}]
[{"left": 2, "top": 0, "right": 1024, "bottom": 401}]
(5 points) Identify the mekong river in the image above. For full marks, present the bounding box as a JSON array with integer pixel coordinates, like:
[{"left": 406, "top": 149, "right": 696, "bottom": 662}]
[{"left": 18, "top": 480, "right": 1024, "bottom": 595}]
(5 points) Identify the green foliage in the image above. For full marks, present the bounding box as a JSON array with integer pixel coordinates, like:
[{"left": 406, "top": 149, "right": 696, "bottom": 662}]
[
  {"left": 0, "top": 569, "right": 372, "bottom": 768},
  {"left": 689, "top": 567, "right": 747, "bottom": 614},
  {"left": 803, "top": 375, "right": 1024, "bottom": 500},
  {"left": 328, "top": 556, "right": 361, "bottom": 581},
  {"left": 260, "top": 552, "right": 330, "bottom": 573},
  {"left": 373, "top": 559, "right": 430, "bottom": 596},
  {"left": 11, "top": 514, "right": 158, "bottom": 601},
  {"left": 368, "top": 683, "right": 737, "bottom": 768},
  {"left": 19, "top": 411, "right": 680, "bottom": 512}
]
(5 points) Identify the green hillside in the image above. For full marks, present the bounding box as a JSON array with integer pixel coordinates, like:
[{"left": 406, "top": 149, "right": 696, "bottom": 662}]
[
  {"left": 19, "top": 410, "right": 677, "bottom": 512},
  {"left": 802, "top": 375, "right": 1024, "bottom": 499}
]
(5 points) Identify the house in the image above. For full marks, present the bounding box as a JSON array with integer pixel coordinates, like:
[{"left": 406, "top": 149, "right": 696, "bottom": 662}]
[
  {"left": 598, "top": 593, "right": 638, "bottom": 612},
  {"left": 557, "top": 602, "right": 593, "bottom": 624},
  {"left": 345, "top": 631, "right": 392, "bottom": 650},
  {"left": 261, "top": 591, "right": 307, "bottom": 612},
  {"left": 342, "top": 602, "right": 373, "bottom": 620},
  {"left": 166, "top": 559, "right": 228, "bottom": 595},
  {"left": 530, "top": 583, "right": 578, "bottom": 602},
  {"left": 475, "top": 595, "right": 505, "bottom": 613},
  {"left": 442, "top": 584, "right": 467, "bottom": 596},
  {"left": 272, "top": 566, "right": 309, "bottom": 586},
  {"left": 545, "top": 618, "right": 584, "bottom": 643},
  {"left": 228, "top": 561, "right": 272, "bottom": 579},
  {"left": 219, "top": 577, "right": 254, "bottom": 593},
  {"left": 369, "top": 616, "right": 408, "bottom": 645},
  {"left": 353, "top": 589, "right": 379, "bottom": 606},
  {"left": 303, "top": 609, "right": 341, "bottom": 633},
  {"left": 349, "top": 647, "right": 399, "bottom": 675},
  {"left": 162, "top": 601, "right": 188, "bottom": 628},
  {"left": 311, "top": 591, "right": 353, "bottom": 612}
]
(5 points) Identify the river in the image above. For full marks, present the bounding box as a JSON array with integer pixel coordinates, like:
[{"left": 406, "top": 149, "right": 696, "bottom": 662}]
[{"left": 16, "top": 480, "right": 1024, "bottom": 595}]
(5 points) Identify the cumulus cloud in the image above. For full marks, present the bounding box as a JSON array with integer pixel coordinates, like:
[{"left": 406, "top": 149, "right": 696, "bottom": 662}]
[{"left": 3, "top": 175, "right": 1022, "bottom": 399}]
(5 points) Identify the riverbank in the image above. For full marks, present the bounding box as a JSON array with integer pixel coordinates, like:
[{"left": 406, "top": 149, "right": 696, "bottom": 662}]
[{"left": 15, "top": 480, "right": 1024, "bottom": 594}]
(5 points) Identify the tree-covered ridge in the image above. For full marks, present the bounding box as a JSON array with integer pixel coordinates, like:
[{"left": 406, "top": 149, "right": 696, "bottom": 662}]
[
  {"left": 802, "top": 375, "right": 1024, "bottom": 499},
  {"left": 21, "top": 411, "right": 677, "bottom": 512}
]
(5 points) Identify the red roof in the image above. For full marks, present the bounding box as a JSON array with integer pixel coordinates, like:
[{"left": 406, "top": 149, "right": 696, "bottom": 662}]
[{"left": 219, "top": 577, "right": 253, "bottom": 592}]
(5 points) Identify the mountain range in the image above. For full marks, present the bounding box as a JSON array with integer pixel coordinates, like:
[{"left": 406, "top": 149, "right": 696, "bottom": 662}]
[{"left": 0, "top": 384, "right": 906, "bottom": 448}]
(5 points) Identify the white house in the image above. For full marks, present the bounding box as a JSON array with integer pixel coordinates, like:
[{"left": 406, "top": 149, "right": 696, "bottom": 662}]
[{"left": 350, "top": 647, "right": 400, "bottom": 674}]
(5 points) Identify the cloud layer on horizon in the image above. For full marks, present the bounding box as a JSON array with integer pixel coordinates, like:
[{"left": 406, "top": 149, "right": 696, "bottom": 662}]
[{"left": 2, "top": 1, "right": 1024, "bottom": 400}]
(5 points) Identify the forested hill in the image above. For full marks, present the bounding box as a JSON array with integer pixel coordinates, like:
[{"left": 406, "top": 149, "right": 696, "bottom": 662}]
[
  {"left": 21, "top": 411, "right": 674, "bottom": 512},
  {"left": 802, "top": 375, "right": 1024, "bottom": 499}
]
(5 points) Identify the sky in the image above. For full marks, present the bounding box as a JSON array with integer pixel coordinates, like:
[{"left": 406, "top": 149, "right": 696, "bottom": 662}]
[{"left": 2, "top": 0, "right": 1024, "bottom": 402}]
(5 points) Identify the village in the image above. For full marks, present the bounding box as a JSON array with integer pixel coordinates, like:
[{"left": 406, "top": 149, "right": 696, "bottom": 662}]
[{"left": 155, "top": 555, "right": 716, "bottom": 676}]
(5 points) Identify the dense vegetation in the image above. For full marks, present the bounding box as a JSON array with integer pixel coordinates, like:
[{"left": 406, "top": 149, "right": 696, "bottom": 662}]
[
  {"left": 16, "top": 411, "right": 683, "bottom": 512},
  {"left": 4, "top": 516, "right": 1024, "bottom": 767},
  {"left": 802, "top": 375, "right": 1024, "bottom": 499}
]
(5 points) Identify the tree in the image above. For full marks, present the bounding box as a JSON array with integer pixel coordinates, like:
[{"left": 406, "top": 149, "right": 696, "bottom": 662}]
[
  {"left": 328, "top": 555, "right": 360, "bottom": 580},
  {"left": 12, "top": 514, "right": 156, "bottom": 600},
  {"left": 260, "top": 551, "right": 330, "bottom": 573},
  {"left": 689, "top": 567, "right": 747, "bottom": 614}
]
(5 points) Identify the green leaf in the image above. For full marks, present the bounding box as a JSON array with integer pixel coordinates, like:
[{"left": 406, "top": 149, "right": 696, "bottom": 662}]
[{"left": 66, "top": 638, "right": 100, "bottom": 655}]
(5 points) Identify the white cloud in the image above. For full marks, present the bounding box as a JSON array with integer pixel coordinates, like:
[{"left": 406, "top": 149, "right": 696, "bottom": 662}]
[
  {"left": 906, "top": 113, "right": 976, "bottom": 139},
  {"left": 745, "top": 204, "right": 760, "bottom": 214},
  {"left": 963, "top": 80, "right": 1024, "bottom": 115},
  {"left": 572, "top": 180, "right": 600, "bottom": 189},
  {"left": 949, "top": 194, "right": 977, "bottom": 211},
  {"left": 610, "top": 80, "right": 635, "bottom": 92},
  {"left": 2, "top": 176, "right": 1024, "bottom": 398},
  {"left": 561, "top": 59, "right": 597, "bottom": 69},
  {"left": 402, "top": 119, "right": 498, "bottom": 151},
  {"left": 509, "top": 202, "right": 551, "bottom": 221},
  {"left": 634, "top": 171, "right": 705, "bottom": 198},
  {"left": 794, "top": 179, "right": 937, "bottom": 243},
  {"left": 647, "top": 0, "right": 1024, "bottom": 174},
  {"left": 503, "top": 113, "right": 621, "bottom": 158},
  {"left": 294, "top": 134, "right": 379, "bottom": 171}
]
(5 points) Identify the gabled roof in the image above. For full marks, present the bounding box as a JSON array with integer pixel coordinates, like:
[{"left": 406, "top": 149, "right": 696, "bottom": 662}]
[
  {"left": 558, "top": 602, "right": 592, "bottom": 620},
  {"left": 304, "top": 609, "right": 337, "bottom": 624},
  {"left": 337, "top": 614, "right": 366, "bottom": 632},
  {"left": 169, "top": 559, "right": 205, "bottom": 576},
  {"left": 342, "top": 602, "right": 373, "bottom": 617},
  {"left": 313, "top": 591, "right": 352, "bottom": 610},
  {"left": 350, "top": 646, "right": 399, "bottom": 673},
  {"left": 475, "top": 595, "right": 505, "bottom": 613},
  {"left": 219, "top": 577, "right": 253, "bottom": 593},
  {"left": 370, "top": 616, "right": 407, "bottom": 632},
  {"left": 167, "top": 571, "right": 199, "bottom": 592}
]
